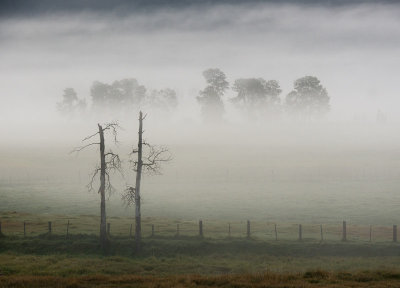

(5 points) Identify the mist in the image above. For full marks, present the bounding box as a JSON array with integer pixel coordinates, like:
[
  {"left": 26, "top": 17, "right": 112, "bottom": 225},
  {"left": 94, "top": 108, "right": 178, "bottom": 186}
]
[{"left": 1, "top": 1, "right": 400, "bottom": 223}]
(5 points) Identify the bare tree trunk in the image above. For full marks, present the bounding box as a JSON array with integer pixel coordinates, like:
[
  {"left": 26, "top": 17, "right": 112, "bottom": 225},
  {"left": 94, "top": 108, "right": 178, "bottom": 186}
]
[
  {"left": 98, "top": 124, "right": 107, "bottom": 249},
  {"left": 135, "top": 112, "right": 143, "bottom": 251}
]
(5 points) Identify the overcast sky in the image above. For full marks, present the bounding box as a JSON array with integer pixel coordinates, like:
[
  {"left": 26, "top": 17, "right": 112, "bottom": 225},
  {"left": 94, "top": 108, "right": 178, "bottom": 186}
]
[{"left": 1, "top": 0, "right": 400, "bottom": 145}]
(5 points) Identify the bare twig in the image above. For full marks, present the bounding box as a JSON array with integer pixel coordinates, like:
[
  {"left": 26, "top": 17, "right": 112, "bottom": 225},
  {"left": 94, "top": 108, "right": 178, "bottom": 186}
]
[{"left": 121, "top": 186, "right": 136, "bottom": 206}]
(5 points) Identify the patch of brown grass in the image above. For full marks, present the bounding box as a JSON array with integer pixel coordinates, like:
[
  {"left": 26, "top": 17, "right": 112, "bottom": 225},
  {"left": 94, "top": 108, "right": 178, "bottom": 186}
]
[{"left": 2, "top": 271, "right": 400, "bottom": 288}]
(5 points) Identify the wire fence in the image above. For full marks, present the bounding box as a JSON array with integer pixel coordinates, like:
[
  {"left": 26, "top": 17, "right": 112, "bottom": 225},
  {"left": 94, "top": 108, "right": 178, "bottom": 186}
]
[{"left": 0, "top": 217, "right": 398, "bottom": 243}]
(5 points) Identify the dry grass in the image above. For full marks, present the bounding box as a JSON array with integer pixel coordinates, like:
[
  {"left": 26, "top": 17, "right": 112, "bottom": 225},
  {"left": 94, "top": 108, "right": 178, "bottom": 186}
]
[{"left": 2, "top": 271, "right": 400, "bottom": 288}]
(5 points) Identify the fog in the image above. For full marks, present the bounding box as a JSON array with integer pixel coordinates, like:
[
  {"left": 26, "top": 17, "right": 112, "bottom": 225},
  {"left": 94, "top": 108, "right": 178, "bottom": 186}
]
[{"left": 1, "top": 1, "right": 400, "bottom": 224}]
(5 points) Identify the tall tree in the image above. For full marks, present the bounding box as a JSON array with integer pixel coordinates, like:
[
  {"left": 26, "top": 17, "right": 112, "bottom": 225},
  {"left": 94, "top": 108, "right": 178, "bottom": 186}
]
[
  {"left": 57, "top": 88, "right": 86, "bottom": 115},
  {"left": 231, "top": 78, "right": 281, "bottom": 117},
  {"left": 197, "top": 68, "right": 229, "bottom": 122},
  {"left": 72, "top": 123, "right": 121, "bottom": 250},
  {"left": 91, "top": 78, "right": 146, "bottom": 112},
  {"left": 122, "top": 112, "right": 170, "bottom": 251},
  {"left": 285, "top": 76, "right": 330, "bottom": 117},
  {"left": 147, "top": 88, "right": 178, "bottom": 111}
]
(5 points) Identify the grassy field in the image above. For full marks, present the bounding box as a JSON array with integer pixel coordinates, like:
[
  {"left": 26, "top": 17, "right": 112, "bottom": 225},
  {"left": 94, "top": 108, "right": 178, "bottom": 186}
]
[
  {"left": 3, "top": 271, "right": 400, "bottom": 288},
  {"left": 2, "top": 212, "right": 400, "bottom": 286},
  {"left": 2, "top": 144, "right": 400, "bottom": 286}
]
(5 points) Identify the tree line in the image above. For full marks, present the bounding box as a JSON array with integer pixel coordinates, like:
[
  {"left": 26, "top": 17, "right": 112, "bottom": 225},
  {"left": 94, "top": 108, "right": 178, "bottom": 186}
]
[{"left": 57, "top": 69, "right": 330, "bottom": 120}]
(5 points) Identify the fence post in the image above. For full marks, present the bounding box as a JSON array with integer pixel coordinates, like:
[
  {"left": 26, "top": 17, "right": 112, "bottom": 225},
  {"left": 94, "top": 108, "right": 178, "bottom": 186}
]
[
  {"left": 393, "top": 225, "right": 397, "bottom": 242},
  {"left": 274, "top": 224, "right": 278, "bottom": 241},
  {"left": 199, "top": 220, "right": 203, "bottom": 237},
  {"left": 247, "top": 220, "right": 250, "bottom": 239},
  {"left": 369, "top": 225, "right": 372, "bottom": 242},
  {"left": 320, "top": 224, "right": 323, "bottom": 241},
  {"left": 107, "top": 223, "right": 110, "bottom": 235},
  {"left": 151, "top": 224, "right": 154, "bottom": 237},
  {"left": 24, "top": 221, "right": 26, "bottom": 237},
  {"left": 342, "top": 221, "right": 347, "bottom": 241},
  {"left": 66, "top": 220, "right": 70, "bottom": 239},
  {"left": 228, "top": 223, "right": 231, "bottom": 237},
  {"left": 48, "top": 221, "right": 52, "bottom": 234},
  {"left": 298, "top": 224, "right": 302, "bottom": 241}
]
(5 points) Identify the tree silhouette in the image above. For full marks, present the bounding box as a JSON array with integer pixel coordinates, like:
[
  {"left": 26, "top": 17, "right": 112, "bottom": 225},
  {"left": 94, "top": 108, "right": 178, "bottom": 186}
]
[
  {"left": 122, "top": 111, "right": 171, "bottom": 252},
  {"left": 57, "top": 88, "right": 86, "bottom": 115},
  {"left": 286, "top": 76, "right": 330, "bottom": 117},
  {"left": 197, "top": 68, "right": 229, "bottom": 122},
  {"left": 72, "top": 122, "right": 121, "bottom": 251},
  {"left": 231, "top": 78, "right": 281, "bottom": 118}
]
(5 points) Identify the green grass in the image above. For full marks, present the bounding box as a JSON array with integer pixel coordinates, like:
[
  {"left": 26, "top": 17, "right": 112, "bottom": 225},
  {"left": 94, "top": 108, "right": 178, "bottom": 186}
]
[
  {"left": 2, "top": 211, "right": 400, "bottom": 286},
  {"left": 1, "top": 234, "right": 400, "bottom": 277}
]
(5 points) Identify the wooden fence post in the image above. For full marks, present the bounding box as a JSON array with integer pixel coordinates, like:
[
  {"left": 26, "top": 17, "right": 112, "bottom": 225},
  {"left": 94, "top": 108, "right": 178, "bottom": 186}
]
[
  {"left": 320, "top": 225, "right": 323, "bottom": 241},
  {"left": 107, "top": 223, "right": 110, "bottom": 235},
  {"left": 151, "top": 224, "right": 154, "bottom": 237},
  {"left": 393, "top": 225, "right": 397, "bottom": 242},
  {"left": 247, "top": 220, "right": 250, "bottom": 239},
  {"left": 199, "top": 220, "right": 203, "bottom": 237},
  {"left": 66, "top": 220, "right": 70, "bottom": 239},
  {"left": 48, "top": 221, "right": 52, "bottom": 234},
  {"left": 274, "top": 224, "right": 278, "bottom": 241},
  {"left": 342, "top": 221, "right": 347, "bottom": 241},
  {"left": 369, "top": 225, "right": 372, "bottom": 242},
  {"left": 298, "top": 224, "right": 302, "bottom": 241},
  {"left": 24, "top": 221, "right": 26, "bottom": 237}
]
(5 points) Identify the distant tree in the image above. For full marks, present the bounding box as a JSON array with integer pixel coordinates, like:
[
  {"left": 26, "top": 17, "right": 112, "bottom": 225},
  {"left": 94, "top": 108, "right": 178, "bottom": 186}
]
[
  {"left": 122, "top": 112, "right": 171, "bottom": 252},
  {"left": 285, "top": 76, "right": 330, "bottom": 116},
  {"left": 197, "top": 68, "right": 229, "bottom": 122},
  {"left": 231, "top": 78, "right": 281, "bottom": 117},
  {"left": 147, "top": 88, "right": 178, "bottom": 111},
  {"left": 57, "top": 88, "right": 86, "bottom": 115},
  {"left": 91, "top": 78, "right": 146, "bottom": 112},
  {"left": 72, "top": 123, "right": 121, "bottom": 251}
]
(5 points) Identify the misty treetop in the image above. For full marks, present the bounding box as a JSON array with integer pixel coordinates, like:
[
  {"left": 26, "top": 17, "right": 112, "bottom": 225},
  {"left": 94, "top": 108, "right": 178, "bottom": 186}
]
[
  {"left": 197, "top": 68, "right": 229, "bottom": 122},
  {"left": 57, "top": 78, "right": 178, "bottom": 117},
  {"left": 147, "top": 88, "right": 178, "bottom": 112},
  {"left": 91, "top": 78, "right": 146, "bottom": 110},
  {"left": 285, "top": 76, "right": 330, "bottom": 116},
  {"left": 57, "top": 88, "right": 87, "bottom": 115},
  {"left": 196, "top": 68, "right": 329, "bottom": 121},
  {"left": 231, "top": 78, "right": 282, "bottom": 116}
]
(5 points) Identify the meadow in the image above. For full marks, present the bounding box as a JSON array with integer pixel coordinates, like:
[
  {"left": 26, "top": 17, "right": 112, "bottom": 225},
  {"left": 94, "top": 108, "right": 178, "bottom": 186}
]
[{"left": 2, "top": 142, "right": 400, "bottom": 286}]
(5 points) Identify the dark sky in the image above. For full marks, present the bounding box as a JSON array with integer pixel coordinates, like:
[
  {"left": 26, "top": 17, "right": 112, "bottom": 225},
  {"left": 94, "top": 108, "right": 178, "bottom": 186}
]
[{"left": 0, "top": 0, "right": 397, "bottom": 17}]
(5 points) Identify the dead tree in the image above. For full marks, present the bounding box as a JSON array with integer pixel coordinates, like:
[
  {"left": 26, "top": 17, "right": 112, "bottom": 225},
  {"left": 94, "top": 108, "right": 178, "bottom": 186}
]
[
  {"left": 122, "top": 111, "right": 170, "bottom": 251},
  {"left": 72, "top": 122, "right": 121, "bottom": 250}
]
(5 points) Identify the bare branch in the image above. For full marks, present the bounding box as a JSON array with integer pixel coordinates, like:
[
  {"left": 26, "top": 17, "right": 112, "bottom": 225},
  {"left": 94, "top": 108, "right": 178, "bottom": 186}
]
[
  {"left": 70, "top": 142, "right": 100, "bottom": 154},
  {"left": 142, "top": 145, "right": 172, "bottom": 175},
  {"left": 102, "top": 121, "right": 122, "bottom": 145},
  {"left": 82, "top": 131, "right": 100, "bottom": 142},
  {"left": 121, "top": 186, "right": 136, "bottom": 206},
  {"left": 86, "top": 167, "right": 101, "bottom": 193}
]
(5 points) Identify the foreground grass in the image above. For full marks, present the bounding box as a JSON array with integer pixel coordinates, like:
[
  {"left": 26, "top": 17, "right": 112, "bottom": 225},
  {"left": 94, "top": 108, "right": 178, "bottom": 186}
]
[
  {"left": 2, "top": 271, "right": 400, "bottom": 288},
  {"left": 1, "top": 235, "right": 400, "bottom": 276},
  {"left": 2, "top": 212, "right": 400, "bottom": 287}
]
